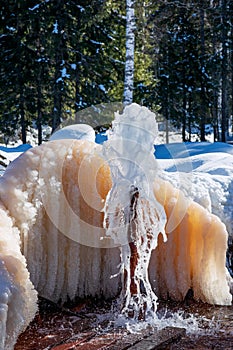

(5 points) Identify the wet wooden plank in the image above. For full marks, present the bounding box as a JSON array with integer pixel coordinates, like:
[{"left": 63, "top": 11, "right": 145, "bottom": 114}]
[
  {"left": 106, "top": 329, "right": 153, "bottom": 350},
  {"left": 49, "top": 327, "right": 184, "bottom": 350},
  {"left": 127, "top": 327, "right": 186, "bottom": 350}
]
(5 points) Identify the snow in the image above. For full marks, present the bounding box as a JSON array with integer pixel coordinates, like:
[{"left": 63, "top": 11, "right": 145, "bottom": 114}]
[
  {"left": 99, "top": 84, "right": 106, "bottom": 92},
  {"left": 52, "top": 20, "right": 58, "bottom": 34},
  {"left": 90, "top": 40, "right": 103, "bottom": 45},
  {"left": 49, "top": 124, "right": 95, "bottom": 143},
  {"left": 71, "top": 63, "right": 77, "bottom": 70},
  {"left": 155, "top": 141, "right": 233, "bottom": 159},
  {"left": 0, "top": 144, "right": 32, "bottom": 172},
  {"left": 6, "top": 26, "right": 16, "bottom": 32},
  {"left": 29, "top": 4, "right": 40, "bottom": 11},
  {"left": 155, "top": 142, "right": 233, "bottom": 238},
  {"left": 61, "top": 67, "right": 70, "bottom": 79}
]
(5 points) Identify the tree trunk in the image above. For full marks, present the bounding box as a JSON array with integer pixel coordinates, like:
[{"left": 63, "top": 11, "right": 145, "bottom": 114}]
[
  {"left": 52, "top": 70, "right": 62, "bottom": 133},
  {"left": 16, "top": 3, "right": 27, "bottom": 144},
  {"left": 75, "top": 51, "right": 81, "bottom": 115},
  {"left": 52, "top": 0, "right": 65, "bottom": 133},
  {"left": 52, "top": 44, "right": 63, "bottom": 132},
  {"left": 182, "top": 91, "right": 187, "bottom": 142},
  {"left": 181, "top": 44, "right": 186, "bottom": 142},
  {"left": 187, "top": 93, "right": 192, "bottom": 142},
  {"left": 165, "top": 114, "right": 169, "bottom": 144},
  {"left": 211, "top": 18, "right": 219, "bottom": 142},
  {"left": 18, "top": 63, "right": 26, "bottom": 144},
  {"left": 36, "top": 26, "right": 43, "bottom": 145},
  {"left": 199, "top": 4, "right": 206, "bottom": 142},
  {"left": 221, "top": 0, "right": 228, "bottom": 142},
  {"left": 231, "top": 1, "right": 233, "bottom": 134},
  {"left": 123, "top": 0, "right": 136, "bottom": 105},
  {"left": 20, "top": 94, "right": 27, "bottom": 144},
  {"left": 37, "top": 80, "right": 43, "bottom": 145}
]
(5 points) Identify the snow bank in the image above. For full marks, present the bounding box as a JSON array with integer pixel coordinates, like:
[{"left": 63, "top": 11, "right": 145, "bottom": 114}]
[
  {"left": 156, "top": 143, "right": 233, "bottom": 237},
  {"left": 0, "top": 144, "right": 32, "bottom": 171},
  {"left": 155, "top": 141, "right": 233, "bottom": 159},
  {"left": 0, "top": 144, "right": 32, "bottom": 154}
]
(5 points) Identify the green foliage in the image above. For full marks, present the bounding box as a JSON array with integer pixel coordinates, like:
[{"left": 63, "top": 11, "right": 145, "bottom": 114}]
[
  {"left": 154, "top": 0, "right": 233, "bottom": 141},
  {"left": 0, "top": 0, "right": 232, "bottom": 143}
]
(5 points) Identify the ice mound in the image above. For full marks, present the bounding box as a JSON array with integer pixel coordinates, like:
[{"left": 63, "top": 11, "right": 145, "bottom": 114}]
[
  {"left": 0, "top": 104, "right": 232, "bottom": 345},
  {"left": 0, "top": 140, "right": 231, "bottom": 306},
  {"left": 49, "top": 123, "right": 95, "bottom": 142},
  {"left": 0, "top": 141, "right": 121, "bottom": 304},
  {"left": 158, "top": 151, "right": 233, "bottom": 237},
  {"left": 151, "top": 179, "right": 231, "bottom": 305},
  {"left": 0, "top": 204, "right": 37, "bottom": 350}
]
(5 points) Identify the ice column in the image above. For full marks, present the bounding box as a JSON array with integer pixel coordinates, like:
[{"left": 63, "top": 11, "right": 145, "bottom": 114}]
[{"left": 102, "top": 103, "right": 167, "bottom": 319}]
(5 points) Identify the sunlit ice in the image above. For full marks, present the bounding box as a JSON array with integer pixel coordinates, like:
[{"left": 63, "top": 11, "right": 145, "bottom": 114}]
[{"left": 0, "top": 103, "right": 232, "bottom": 349}]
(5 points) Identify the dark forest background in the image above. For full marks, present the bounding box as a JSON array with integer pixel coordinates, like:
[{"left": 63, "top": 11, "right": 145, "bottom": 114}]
[{"left": 0, "top": 0, "right": 232, "bottom": 144}]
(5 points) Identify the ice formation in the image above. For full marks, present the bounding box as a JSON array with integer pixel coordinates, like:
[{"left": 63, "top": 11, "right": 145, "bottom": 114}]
[
  {"left": 0, "top": 204, "right": 37, "bottom": 350},
  {"left": 158, "top": 151, "right": 233, "bottom": 238},
  {"left": 0, "top": 140, "right": 121, "bottom": 304},
  {"left": 49, "top": 123, "right": 95, "bottom": 142},
  {"left": 151, "top": 178, "right": 232, "bottom": 305},
  {"left": 0, "top": 104, "right": 232, "bottom": 346},
  {"left": 102, "top": 104, "right": 167, "bottom": 319}
]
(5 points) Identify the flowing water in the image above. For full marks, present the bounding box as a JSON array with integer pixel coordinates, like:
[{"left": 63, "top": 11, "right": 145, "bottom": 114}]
[{"left": 102, "top": 104, "right": 167, "bottom": 321}]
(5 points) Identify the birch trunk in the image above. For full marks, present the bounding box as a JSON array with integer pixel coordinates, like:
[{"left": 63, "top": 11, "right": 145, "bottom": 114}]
[
  {"left": 199, "top": 4, "right": 206, "bottom": 142},
  {"left": 123, "top": 0, "right": 136, "bottom": 105}
]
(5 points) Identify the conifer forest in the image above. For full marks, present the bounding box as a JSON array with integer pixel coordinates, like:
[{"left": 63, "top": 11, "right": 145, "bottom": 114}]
[{"left": 0, "top": 0, "right": 232, "bottom": 144}]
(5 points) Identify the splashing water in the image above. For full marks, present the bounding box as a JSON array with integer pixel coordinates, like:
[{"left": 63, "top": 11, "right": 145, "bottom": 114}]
[
  {"left": 102, "top": 103, "right": 167, "bottom": 320},
  {"left": 98, "top": 300, "right": 224, "bottom": 337}
]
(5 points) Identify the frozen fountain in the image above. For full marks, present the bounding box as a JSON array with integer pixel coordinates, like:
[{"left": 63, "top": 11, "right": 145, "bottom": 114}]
[
  {"left": 102, "top": 104, "right": 167, "bottom": 320},
  {"left": 0, "top": 104, "right": 232, "bottom": 349}
]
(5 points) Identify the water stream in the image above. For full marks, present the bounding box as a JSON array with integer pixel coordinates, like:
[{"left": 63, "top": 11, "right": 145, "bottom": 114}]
[{"left": 102, "top": 104, "right": 167, "bottom": 321}]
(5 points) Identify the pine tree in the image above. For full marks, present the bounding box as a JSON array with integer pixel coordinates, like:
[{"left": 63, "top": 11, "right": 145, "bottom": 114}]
[{"left": 0, "top": 0, "right": 32, "bottom": 143}]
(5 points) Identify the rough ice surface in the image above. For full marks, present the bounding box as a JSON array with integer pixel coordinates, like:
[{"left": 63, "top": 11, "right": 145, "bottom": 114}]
[
  {"left": 150, "top": 178, "right": 232, "bottom": 305},
  {"left": 0, "top": 204, "right": 37, "bottom": 350},
  {"left": 0, "top": 104, "right": 232, "bottom": 345},
  {"left": 0, "top": 141, "right": 121, "bottom": 304},
  {"left": 102, "top": 104, "right": 167, "bottom": 319},
  {"left": 158, "top": 151, "right": 233, "bottom": 238}
]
